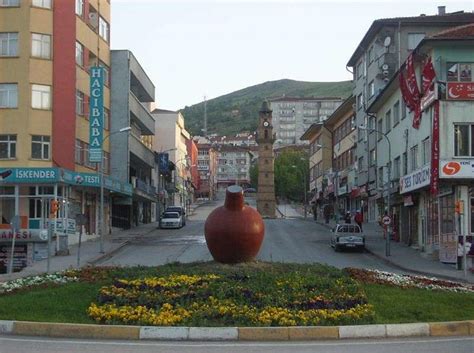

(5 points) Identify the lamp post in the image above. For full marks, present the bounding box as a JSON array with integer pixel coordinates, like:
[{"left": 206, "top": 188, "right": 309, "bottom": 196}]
[
  {"left": 156, "top": 148, "right": 177, "bottom": 224},
  {"left": 99, "top": 126, "right": 131, "bottom": 254},
  {"left": 359, "top": 124, "right": 392, "bottom": 257}
]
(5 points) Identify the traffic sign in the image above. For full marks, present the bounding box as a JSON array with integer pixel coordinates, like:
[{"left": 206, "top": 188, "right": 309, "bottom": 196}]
[{"left": 382, "top": 215, "right": 391, "bottom": 226}]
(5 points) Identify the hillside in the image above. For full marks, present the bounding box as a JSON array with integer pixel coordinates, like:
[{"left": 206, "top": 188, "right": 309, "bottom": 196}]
[{"left": 180, "top": 79, "right": 354, "bottom": 136}]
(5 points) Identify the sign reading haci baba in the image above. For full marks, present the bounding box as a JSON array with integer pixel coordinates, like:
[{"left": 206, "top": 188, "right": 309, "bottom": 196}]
[{"left": 89, "top": 67, "right": 104, "bottom": 163}]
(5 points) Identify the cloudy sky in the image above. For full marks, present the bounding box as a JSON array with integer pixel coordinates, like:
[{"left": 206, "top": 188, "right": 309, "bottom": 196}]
[{"left": 111, "top": 0, "right": 473, "bottom": 111}]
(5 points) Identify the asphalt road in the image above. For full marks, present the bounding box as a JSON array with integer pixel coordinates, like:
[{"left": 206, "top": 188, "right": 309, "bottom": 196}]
[
  {"left": 99, "top": 197, "right": 401, "bottom": 273},
  {"left": 1, "top": 335, "right": 473, "bottom": 353}
]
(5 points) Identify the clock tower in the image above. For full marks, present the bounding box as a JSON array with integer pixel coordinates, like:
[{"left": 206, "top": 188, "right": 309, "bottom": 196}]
[{"left": 256, "top": 101, "right": 276, "bottom": 218}]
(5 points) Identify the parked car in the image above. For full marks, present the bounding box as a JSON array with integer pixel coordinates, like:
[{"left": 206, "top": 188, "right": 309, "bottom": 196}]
[
  {"left": 330, "top": 224, "right": 365, "bottom": 251},
  {"left": 159, "top": 212, "right": 183, "bottom": 229},
  {"left": 165, "top": 206, "right": 186, "bottom": 225}
]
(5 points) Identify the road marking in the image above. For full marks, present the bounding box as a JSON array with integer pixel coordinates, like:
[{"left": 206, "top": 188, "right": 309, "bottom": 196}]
[{"left": 0, "top": 336, "right": 472, "bottom": 347}]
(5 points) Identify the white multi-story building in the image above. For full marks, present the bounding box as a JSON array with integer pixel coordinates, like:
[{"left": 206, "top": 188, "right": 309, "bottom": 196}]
[
  {"left": 216, "top": 145, "right": 253, "bottom": 191},
  {"left": 270, "top": 97, "right": 343, "bottom": 146}
]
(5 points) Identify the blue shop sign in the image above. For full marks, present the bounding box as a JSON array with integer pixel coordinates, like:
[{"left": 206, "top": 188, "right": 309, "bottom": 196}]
[
  {"left": 0, "top": 168, "right": 58, "bottom": 183},
  {"left": 61, "top": 169, "right": 100, "bottom": 187}
]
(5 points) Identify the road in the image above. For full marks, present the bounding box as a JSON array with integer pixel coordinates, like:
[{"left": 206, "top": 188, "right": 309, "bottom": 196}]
[
  {"left": 99, "top": 197, "right": 401, "bottom": 273},
  {"left": 1, "top": 335, "right": 473, "bottom": 353}
]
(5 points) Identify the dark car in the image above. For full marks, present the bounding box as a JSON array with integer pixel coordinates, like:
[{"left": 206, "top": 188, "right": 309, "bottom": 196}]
[{"left": 165, "top": 206, "right": 186, "bottom": 225}]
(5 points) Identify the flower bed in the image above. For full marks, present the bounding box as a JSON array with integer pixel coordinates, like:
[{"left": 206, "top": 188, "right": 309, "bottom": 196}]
[
  {"left": 346, "top": 268, "right": 474, "bottom": 293},
  {"left": 0, "top": 273, "right": 78, "bottom": 295},
  {"left": 88, "top": 272, "right": 375, "bottom": 327}
]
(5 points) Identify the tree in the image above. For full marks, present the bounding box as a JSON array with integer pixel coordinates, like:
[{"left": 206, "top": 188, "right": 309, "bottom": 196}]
[{"left": 274, "top": 150, "right": 308, "bottom": 202}]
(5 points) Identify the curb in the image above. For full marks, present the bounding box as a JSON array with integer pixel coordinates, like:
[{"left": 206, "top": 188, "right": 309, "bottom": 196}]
[{"left": 0, "top": 320, "right": 472, "bottom": 341}]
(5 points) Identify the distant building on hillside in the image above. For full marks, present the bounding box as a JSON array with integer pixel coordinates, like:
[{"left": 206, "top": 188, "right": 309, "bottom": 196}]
[{"left": 269, "top": 97, "right": 344, "bottom": 146}]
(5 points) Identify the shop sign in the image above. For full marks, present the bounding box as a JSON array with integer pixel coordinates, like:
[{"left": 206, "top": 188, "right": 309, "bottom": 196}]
[
  {"left": 439, "top": 233, "right": 457, "bottom": 264},
  {"left": 89, "top": 66, "right": 104, "bottom": 163},
  {"left": 61, "top": 170, "right": 100, "bottom": 187},
  {"left": 0, "top": 168, "right": 58, "bottom": 184},
  {"left": 337, "top": 185, "right": 348, "bottom": 196},
  {"left": 446, "top": 82, "right": 474, "bottom": 100},
  {"left": 0, "top": 229, "right": 48, "bottom": 243},
  {"left": 45, "top": 219, "right": 76, "bottom": 235},
  {"left": 440, "top": 160, "right": 474, "bottom": 178},
  {"left": 0, "top": 244, "right": 28, "bottom": 273},
  {"left": 399, "top": 165, "right": 431, "bottom": 194}
]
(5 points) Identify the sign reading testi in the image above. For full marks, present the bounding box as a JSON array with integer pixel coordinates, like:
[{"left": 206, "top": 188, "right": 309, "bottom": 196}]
[{"left": 89, "top": 67, "right": 104, "bottom": 163}]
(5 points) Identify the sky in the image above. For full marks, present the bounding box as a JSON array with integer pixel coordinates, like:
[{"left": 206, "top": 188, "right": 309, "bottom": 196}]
[{"left": 111, "top": 0, "right": 474, "bottom": 111}]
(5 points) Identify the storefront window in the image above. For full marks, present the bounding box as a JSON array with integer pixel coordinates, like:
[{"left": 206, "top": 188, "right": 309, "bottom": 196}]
[
  {"left": 427, "top": 196, "right": 439, "bottom": 246},
  {"left": 440, "top": 194, "right": 455, "bottom": 234}
]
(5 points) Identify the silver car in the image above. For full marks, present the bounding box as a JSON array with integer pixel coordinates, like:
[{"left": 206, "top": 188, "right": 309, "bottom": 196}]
[
  {"left": 330, "top": 224, "right": 365, "bottom": 251},
  {"left": 159, "top": 212, "right": 183, "bottom": 229}
]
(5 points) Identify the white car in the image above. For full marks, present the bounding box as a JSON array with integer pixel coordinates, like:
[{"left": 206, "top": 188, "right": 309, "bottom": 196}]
[
  {"left": 330, "top": 224, "right": 365, "bottom": 252},
  {"left": 159, "top": 212, "right": 183, "bottom": 229}
]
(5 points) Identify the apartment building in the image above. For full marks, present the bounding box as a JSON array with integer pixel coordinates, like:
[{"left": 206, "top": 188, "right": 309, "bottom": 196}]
[
  {"left": 366, "top": 24, "right": 474, "bottom": 270},
  {"left": 194, "top": 137, "right": 217, "bottom": 201},
  {"left": 0, "top": 0, "right": 132, "bottom": 272},
  {"left": 346, "top": 7, "right": 474, "bottom": 220},
  {"left": 110, "top": 50, "right": 156, "bottom": 228},
  {"left": 270, "top": 97, "right": 343, "bottom": 146},
  {"left": 216, "top": 145, "right": 253, "bottom": 191}
]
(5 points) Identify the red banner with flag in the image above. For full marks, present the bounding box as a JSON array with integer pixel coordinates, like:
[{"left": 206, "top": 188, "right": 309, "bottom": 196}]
[
  {"left": 399, "top": 54, "right": 423, "bottom": 129},
  {"left": 431, "top": 100, "right": 440, "bottom": 195},
  {"left": 422, "top": 57, "right": 436, "bottom": 93}
]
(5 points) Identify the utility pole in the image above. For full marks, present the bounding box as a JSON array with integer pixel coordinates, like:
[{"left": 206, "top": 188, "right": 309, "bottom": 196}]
[{"left": 203, "top": 95, "right": 207, "bottom": 137}]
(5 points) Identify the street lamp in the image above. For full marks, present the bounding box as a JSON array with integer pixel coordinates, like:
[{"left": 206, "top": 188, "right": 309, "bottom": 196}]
[
  {"left": 156, "top": 148, "right": 177, "bottom": 224},
  {"left": 99, "top": 126, "right": 131, "bottom": 254},
  {"left": 359, "top": 124, "right": 392, "bottom": 257}
]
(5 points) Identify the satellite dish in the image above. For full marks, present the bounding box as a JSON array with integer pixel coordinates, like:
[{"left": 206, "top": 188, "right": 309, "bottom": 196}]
[
  {"left": 382, "top": 64, "right": 389, "bottom": 71},
  {"left": 384, "top": 36, "right": 392, "bottom": 47}
]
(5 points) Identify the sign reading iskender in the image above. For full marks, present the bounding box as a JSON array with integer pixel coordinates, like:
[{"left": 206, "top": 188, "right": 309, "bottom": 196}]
[{"left": 440, "top": 160, "right": 474, "bottom": 178}]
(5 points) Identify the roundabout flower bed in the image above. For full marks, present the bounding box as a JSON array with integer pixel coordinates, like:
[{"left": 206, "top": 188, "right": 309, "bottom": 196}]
[{"left": 88, "top": 271, "right": 375, "bottom": 327}]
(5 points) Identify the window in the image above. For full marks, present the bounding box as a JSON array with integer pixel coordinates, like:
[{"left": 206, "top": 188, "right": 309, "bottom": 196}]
[
  {"left": 408, "top": 33, "right": 425, "bottom": 50},
  {"left": 0, "top": 32, "right": 18, "bottom": 56},
  {"left": 0, "top": 135, "right": 16, "bottom": 159},
  {"left": 394, "top": 156, "right": 401, "bottom": 179},
  {"left": 454, "top": 124, "right": 474, "bottom": 157},
  {"left": 31, "top": 135, "right": 50, "bottom": 160},
  {"left": 393, "top": 101, "right": 400, "bottom": 126},
  {"left": 369, "top": 149, "right": 376, "bottom": 166},
  {"left": 410, "top": 145, "right": 418, "bottom": 172},
  {"left": 368, "top": 46, "right": 374, "bottom": 64},
  {"left": 378, "top": 166, "right": 384, "bottom": 187},
  {"left": 357, "top": 156, "right": 364, "bottom": 172},
  {"left": 357, "top": 61, "right": 362, "bottom": 79},
  {"left": 99, "top": 60, "right": 110, "bottom": 86},
  {"left": 32, "top": 0, "right": 52, "bottom": 8},
  {"left": 75, "top": 139, "right": 83, "bottom": 164},
  {"left": 368, "top": 80, "right": 375, "bottom": 97},
  {"left": 357, "top": 93, "right": 363, "bottom": 110},
  {"left": 402, "top": 152, "right": 407, "bottom": 176},
  {"left": 401, "top": 99, "right": 407, "bottom": 120},
  {"left": 31, "top": 33, "right": 51, "bottom": 59},
  {"left": 447, "top": 62, "right": 473, "bottom": 82},
  {"left": 31, "top": 84, "right": 51, "bottom": 109},
  {"left": 0, "top": 83, "right": 18, "bottom": 108},
  {"left": 76, "top": 90, "right": 84, "bottom": 115},
  {"left": 422, "top": 137, "right": 431, "bottom": 165},
  {"left": 0, "top": 0, "right": 20, "bottom": 6},
  {"left": 385, "top": 109, "right": 391, "bottom": 133},
  {"left": 75, "top": 0, "right": 83, "bottom": 16},
  {"left": 377, "top": 119, "right": 383, "bottom": 141},
  {"left": 75, "top": 41, "right": 83, "bottom": 66},
  {"left": 99, "top": 17, "right": 109, "bottom": 42}
]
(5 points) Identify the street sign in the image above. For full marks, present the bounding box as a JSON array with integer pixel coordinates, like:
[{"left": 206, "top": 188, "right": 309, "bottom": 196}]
[{"left": 382, "top": 215, "right": 391, "bottom": 226}]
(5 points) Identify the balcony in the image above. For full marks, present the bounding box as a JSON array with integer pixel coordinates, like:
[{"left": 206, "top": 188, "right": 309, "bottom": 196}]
[
  {"left": 129, "top": 134, "right": 155, "bottom": 168},
  {"left": 135, "top": 178, "right": 156, "bottom": 197},
  {"left": 197, "top": 165, "right": 209, "bottom": 171},
  {"left": 129, "top": 93, "right": 155, "bottom": 135}
]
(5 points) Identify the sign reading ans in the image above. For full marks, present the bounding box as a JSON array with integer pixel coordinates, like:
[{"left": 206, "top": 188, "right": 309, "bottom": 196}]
[
  {"left": 447, "top": 82, "right": 474, "bottom": 100},
  {"left": 89, "top": 66, "right": 104, "bottom": 163},
  {"left": 440, "top": 160, "right": 474, "bottom": 178},
  {"left": 399, "top": 165, "right": 431, "bottom": 194}
]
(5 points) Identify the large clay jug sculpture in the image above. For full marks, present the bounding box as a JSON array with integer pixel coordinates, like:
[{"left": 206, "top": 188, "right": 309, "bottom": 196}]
[{"left": 204, "top": 185, "right": 265, "bottom": 263}]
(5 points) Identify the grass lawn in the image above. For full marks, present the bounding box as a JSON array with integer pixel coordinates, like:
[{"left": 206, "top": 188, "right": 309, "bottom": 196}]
[{"left": 0, "top": 262, "right": 473, "bottom": 326}]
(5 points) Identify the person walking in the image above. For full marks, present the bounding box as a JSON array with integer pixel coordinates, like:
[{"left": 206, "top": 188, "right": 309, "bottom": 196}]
[
  {"left": 311, "top": 203, "right": 318, "bottom": 221},
  {"left": 344, "top": 211, "right": 351, "bottom": 224},
  {"left": 354, "top": 210, "right": 363, "bottom": 231}
]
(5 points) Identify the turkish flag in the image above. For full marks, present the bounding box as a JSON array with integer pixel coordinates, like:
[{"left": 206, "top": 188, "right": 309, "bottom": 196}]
[
  {"left": 406, "top": 53, "right": 421, "bottom": 104},
  {"left": 422, "top": 57, "right": 436, "bottom": 93}
]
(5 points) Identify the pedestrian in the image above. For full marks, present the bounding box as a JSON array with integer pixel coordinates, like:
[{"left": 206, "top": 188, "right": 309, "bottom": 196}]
[
  {"left": 323, "top": 205, "right": 330, "bottom": 224},
  {"left": 311, "top": 203, "right": 318, "bottom": 221},
  {"left": 344, "top": 211, "right": 351, "bottom": 224},
  {"left": 355, "top": 210, "right": 363, "bottom": 231}
]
